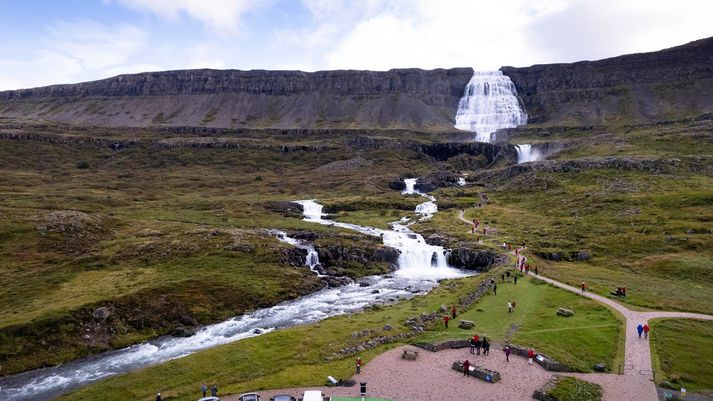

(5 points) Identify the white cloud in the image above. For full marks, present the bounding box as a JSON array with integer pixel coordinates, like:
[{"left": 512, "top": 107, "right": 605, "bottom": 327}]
[
  {"left": 114, "top": 0, "right": 267, "bottom": 34},
  {"left": 0, "top": 21, "right": 148, "bottom": 90}
]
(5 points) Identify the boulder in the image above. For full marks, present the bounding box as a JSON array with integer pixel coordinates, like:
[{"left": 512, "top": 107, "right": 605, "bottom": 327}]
[
  {"left": 556, "top": 308, "right": 574, "bottom": 317},
  {"left": 171, "top": 325, "right": 196, "bottom": 337},
  {"left": 92, "top": 307, "right": 112, "bottom": 320},
  {"left": 458, "top": 320, "right": 475, "bottom": 329},
  {"left": 594, "top": 363, "right": 606, "bottom": 372},
  {"left": 383, "top": 324, "right": 393, "bottom": 331}
]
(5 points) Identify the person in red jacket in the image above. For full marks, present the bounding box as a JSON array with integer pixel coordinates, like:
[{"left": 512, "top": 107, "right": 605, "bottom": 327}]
[
  {"left": 356, "top": 357, "right": 362, "bottom": 374},
  {"left": 581, "top": 281, "right": 586, "bottom": 292},
  {"left": 527, "top": 348, "right": 536, "bottom": 365},
  {"left": 463, "top": 359, "right": 471, "bottom": 376},
  {"left": 643, "top": 323, "right": 650, "bottom": 339},
  {"left": 451, "top": 305, "right": 457, "bottom": 319},
  {"left": 444, "top": 315, "right": 450, "bottom": 328}
]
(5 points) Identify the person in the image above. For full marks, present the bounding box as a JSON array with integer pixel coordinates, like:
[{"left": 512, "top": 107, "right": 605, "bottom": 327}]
[
  {"left": 444, "top": 315, "right": 450, "bottom": 328},
  {"left": 451, "top": 305, "right": 457, "bottom": 319},
  {"left": 156, "top": 393, "right": 162, "bottom": 401},
  {"left": 356, "top": 356, "right": 362, "bottom": 374},
  {"left": 508, "top": 301, "right": 513, "bottom": 313},
  {"left": 483, "top": 227, "right": 487, "bottom": 235},
  {"left": 506, "top": 271, "right": 511, "bottom": 278},
  {"left": 482, "top": 338, "right": 490, "bottom": 355},
  {"left": 643, "top": 323, "right": 650, "bottom": 339},
  {"left": 507, "top": 243, "right": 512, "bottom": 251},
  {"left": 504, "top": 346, "right": 511, "bottom": 362},
  {"left": 535, "top": 266, "right": 539, "bottom": 276},
  {"left": 463, "top": 359, "right": 471, "bottom": 376},
  {"left": 527, "top": 348, "right": 536, "bottom": 365},
  {"left": 493, "top": 282, "right": 497, "bottom": 295},
  {"left": 201, "top": 382, "right": 207, "bottom": 397},
  {"left": 475, "top": 335, "right": 482, "bottom": 355},
  {"left": 525, "top": 264, "right": 529, "bottom": 274},
  {"left": 514, "top": 275, "right": 518, "bottom": 285},
  {"left": 637, "top": 324, "right": 644, "bottom": 339},
  {"left": 469, "top": 336, "right": 476, "bottom": 354},
  {"left": 512, "top": 301, "right": 517, "bottom": 312},
  {"left": 581, "top": 281, "right": 586, "bottom": 292},
  {"left": 501, "top": 273, "right": 505, "bottom": 281},
  {"left": 211, "top": 384, "right": 218, "bottom": 397}
]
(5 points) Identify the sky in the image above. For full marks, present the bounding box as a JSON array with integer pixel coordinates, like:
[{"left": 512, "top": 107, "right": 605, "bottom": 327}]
[{"left": 1, "top": 0, "right": 712, "bottom": 90}]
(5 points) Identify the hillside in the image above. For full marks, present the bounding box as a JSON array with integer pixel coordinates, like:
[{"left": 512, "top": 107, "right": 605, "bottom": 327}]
[
  {"left": 502, "top": 37, "right": 713, "bottom": 125},
  {"left": 0, "top": 68, "right": 473, "bottom": 131}
]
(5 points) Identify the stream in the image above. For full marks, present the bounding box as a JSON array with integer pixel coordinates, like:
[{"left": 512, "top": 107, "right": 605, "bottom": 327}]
[{"left": 0, "top": 180, "right": 471, "bottom": 401}]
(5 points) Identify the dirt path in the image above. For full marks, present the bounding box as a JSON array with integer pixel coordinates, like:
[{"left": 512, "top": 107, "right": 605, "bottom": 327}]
[{"left": 457, "top": 207, "right": 713, "bottom": 398}]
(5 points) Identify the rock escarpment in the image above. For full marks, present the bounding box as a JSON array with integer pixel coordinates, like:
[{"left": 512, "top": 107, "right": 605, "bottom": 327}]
[
  {"left": 502, "top": 37, "right": 713, "bottom": 125},
  {"left": 0, "top": 68, "right": 473, "bottom": 131}
]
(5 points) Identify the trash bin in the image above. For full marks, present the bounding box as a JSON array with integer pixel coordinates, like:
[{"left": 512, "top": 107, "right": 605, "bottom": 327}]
[{"left": 360, "top": 382, "right": 367, "bottom": 396}]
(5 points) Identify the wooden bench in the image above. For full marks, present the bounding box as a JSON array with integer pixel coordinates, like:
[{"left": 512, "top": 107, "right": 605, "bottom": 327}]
[{"left": 402, "top": 349, "right": 420, "bottom": 360}]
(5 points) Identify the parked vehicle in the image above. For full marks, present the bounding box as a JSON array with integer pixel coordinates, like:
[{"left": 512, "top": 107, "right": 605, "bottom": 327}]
[
  {"left": 270, "top": 395, "right": 296, "bottom": 401},
  {"left": 238, "top": 393, "right": 261, "bottom": 401},
  {"left": 301, "top": 390, "right": 323, "bottom": 401},
  {"left": 197, "top": 397, "right": 220, "bottom": 401}
]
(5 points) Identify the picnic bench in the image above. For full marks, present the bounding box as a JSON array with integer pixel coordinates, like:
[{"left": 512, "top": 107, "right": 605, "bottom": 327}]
[{"left": 402, "top": 349, "right": 419, "bottom": 360}]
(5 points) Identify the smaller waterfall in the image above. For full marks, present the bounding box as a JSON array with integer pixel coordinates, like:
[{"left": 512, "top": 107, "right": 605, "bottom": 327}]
[
  {"left": 402, "top": 178, "right": 418, "bottom": 195},
  {"left": 457, "top": 177, "right": 466, "bottom": 186},
  {"left": 271, "top": 230, "right": 323, "bottom": 274},
  {"left": 514, "top": 144, "right": 542, "bottom": 163},
  {"left": 454, "top": 70, "right": 527, "bottom": 143}
]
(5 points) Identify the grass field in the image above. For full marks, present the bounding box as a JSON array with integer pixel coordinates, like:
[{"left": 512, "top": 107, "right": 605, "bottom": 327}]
[{"left": 650, "top": 318, "right": 713, "bottom": 392}]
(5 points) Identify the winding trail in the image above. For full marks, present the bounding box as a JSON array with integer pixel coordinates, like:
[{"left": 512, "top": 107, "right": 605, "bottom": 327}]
[{"left": 456, "top": 208, "right": 713, "bottom": 399}]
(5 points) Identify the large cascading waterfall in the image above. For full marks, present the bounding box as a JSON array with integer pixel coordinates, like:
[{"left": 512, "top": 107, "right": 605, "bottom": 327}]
[{"left": 454, "top": 70, "right": 528, "bottom": 143}]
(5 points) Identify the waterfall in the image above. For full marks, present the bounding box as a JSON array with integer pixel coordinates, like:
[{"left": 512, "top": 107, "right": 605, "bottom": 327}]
[
  {"left": 454, "top": 70, "right": 527, "bottom": 143},
  {"left": 402, "top": 178, "right": 418, "bottom": 194},
  {"left": 271, "top": 230, "right": 322, "bottom": 273},
  {"left": 295, "top": 195, "right": 467, "bottom": 280},
  {"left": 514, "top": 144, "right": 542, "bottom": 163},
  {"left": 457, "top": 177, "right": 466, "bottom": 186}
]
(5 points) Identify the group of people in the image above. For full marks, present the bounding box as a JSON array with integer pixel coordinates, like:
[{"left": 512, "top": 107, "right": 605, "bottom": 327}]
[
  {"left": 468, "top": 334, "right": 491, "bottom": 355},
  {"left": 636, "top": 323, "right": 650, "bottom": 339}
]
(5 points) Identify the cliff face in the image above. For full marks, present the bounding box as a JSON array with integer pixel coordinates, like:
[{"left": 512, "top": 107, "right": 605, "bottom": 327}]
[
  {"left": 501, "top": 37, "right": 713, "bottom": 125},
  {"left": 0, "top": 68, "right": 473, "bottom": 131}
]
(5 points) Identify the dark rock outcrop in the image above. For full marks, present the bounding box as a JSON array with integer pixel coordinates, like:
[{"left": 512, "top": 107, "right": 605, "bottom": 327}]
[
  {"left": 447, "top": 248, "right": 504, "bottom": 271},
  {"left": 502, "top": 37, "right": 713, "bottom": 125},
  {"left": 0, "top": 68, "right": 473, "bottom": 131}
]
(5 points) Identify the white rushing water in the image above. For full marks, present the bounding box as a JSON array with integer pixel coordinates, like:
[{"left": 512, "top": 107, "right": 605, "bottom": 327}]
[
  {"left": 271, "top": 230, "right": 323, "bottom": 275},
  {"left": 402, "top": 178, "right": 438, "bottom": 219},
  {"left": 2, "top": 182, "right": 471, "bottom": 401},
  {"left": 457, "top": 177, "right": 466, "bottom": 186},
  {"left": 454, "top": 70, "right": 528, "bottom": 143},
  {"left": 514, "top": 144, "right": 542, "bottom": 163}
]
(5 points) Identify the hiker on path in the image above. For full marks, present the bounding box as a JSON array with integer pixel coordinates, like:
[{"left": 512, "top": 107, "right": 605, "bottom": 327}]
[
  {"left": 211, "top": 385, "right": 218, "bottom": 397},
  {"left": 535, "top": 266, "right": 538, "bottom": 276},
  {"left": 156, "top": 393, "right": 162, "bottom": 401},
  {"left": 527, "top": 348, "right": 536, "bottom": 365},
  {"left": 506, "top": 271, "right": 511, "bottom": 278},
  {"left": 356, "top": 357, "right": 362, "bottom": 374},
  {"left": 637, "top": 324, "right": 644, "bottom": 339},
  {"left": 444, "top": 315, "right": 450, "bottom": 328},
  {"left": 469, "top": 337, "right": 476, "bottom": 354},
  {"left": 514, "top": 275, "right": 518, "bottom": 285},
  {"left": 483, "top": 338, "right": 490, "bottom": 355},
  {"left": 475, "top": 336, "right": 482, "bottom": 355},
  {"left": 493, "top": 282, "right": 497, "bottom": 295},
  {"left": 452, "top": 305, "right": 457, "bottom": 319},
  {"left": 463, "top": 359, "right": 471, "bottom": 376},
  {"left": 201, "top": 382, "right": 207, "bottom": 397},
  {"left": 643, "top": 323, "right": 650, "bottom": 339},
  {"left": 504, "top": 346, "right": 511, "bottom": 362},
  {"left": 581, "top": 281, "right": 586, "bottom": 292}
]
